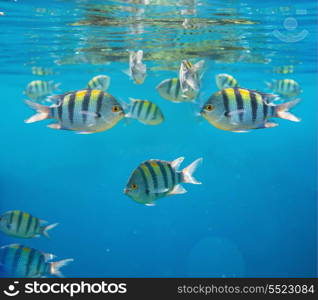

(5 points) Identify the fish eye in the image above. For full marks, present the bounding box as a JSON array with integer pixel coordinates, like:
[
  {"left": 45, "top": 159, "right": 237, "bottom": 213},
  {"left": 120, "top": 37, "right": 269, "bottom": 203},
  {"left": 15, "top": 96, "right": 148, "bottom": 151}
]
[
  {"left": 131, "top": 183, "right": 138, "bottom": 190},
  {"left": 112, "top": 105, "right": 121, "bottom": 113},
  {"left": 205, "top": 104, "right": 214, "bottom": 111}
]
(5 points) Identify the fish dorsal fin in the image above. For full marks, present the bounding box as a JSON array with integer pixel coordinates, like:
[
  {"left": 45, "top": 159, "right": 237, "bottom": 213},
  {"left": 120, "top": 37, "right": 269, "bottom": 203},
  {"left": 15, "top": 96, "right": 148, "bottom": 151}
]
[
  {"left": 193, "top": 60, "right": 205, "bottom": 74},
  {"left": 171, "top": 157, "right": 185, "bottom": 170},
  {"left": 168, "top": 184, "right": 187, "bottom": 195},
  {"left": 43, "top": 253, "right": 56, "bottom": 262}
]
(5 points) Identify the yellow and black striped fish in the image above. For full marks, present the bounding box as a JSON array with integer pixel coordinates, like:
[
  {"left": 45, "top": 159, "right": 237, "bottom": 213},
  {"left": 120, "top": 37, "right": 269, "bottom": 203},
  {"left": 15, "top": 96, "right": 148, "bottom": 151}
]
[
  {"left": 200, "top": 87, "right": 301, "bottom": 132},
  {"left": 87, "top": 75, "right": 110, "bottom": 91},
  {"left": 124, "top": 157, "right": 202, "bottom": 205},
  {"left": 273, "top": 65, "right": 294, "bottom": 74},
  {"left": 126, "top": 98, "right": 164, "bottom": 125},
  {"left": 215, "top": 73, "right": 239, "bottom": 89},
  {"left": 24, "top": 80, "right": 60, "bottom": 100},
  {"left": 0, "top": 244, "right": 73, "bottom": 278},
  {"left": 24, "top": 89, "right": 125, "bottom": 134},
  {"left": 0, "top": 210, "right": 58, "bottom": 239},
  {"left": 31, "top": 66, "right": 55, "bottom": 76},
  {"left": 265, "top": 79, "right": 301, "bottom": 98},
  {"left": 156, "top": 77, "right": 198, "bottom": 102}
]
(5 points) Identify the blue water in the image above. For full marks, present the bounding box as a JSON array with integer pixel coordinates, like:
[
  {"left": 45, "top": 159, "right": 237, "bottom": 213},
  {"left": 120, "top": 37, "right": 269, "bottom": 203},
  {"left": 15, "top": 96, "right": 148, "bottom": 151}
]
[{"left": 0, "top": 0, "right": 317, "bottom": 278}]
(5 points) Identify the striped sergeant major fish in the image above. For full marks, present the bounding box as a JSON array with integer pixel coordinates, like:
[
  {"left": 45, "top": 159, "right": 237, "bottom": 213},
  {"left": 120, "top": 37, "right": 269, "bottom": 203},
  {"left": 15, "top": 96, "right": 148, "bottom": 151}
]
[
  {"left": 265, "top": 79, "right": 301, "bottom": 98},
  {"left": 179, "top": 59, "right": 204, "bottom": 97},
  {"left": 24, "top": 80, "right": 61, "bottom": 101},
  {"left": 87, "top": 75, "right": 110, "bottom": 91},
  {"left": 31, "top": 66, "right": 55, "bottom": 76},
  {"left": 215, "top": 73, "right": 239, "bottom": 90},
  {"left": 24, "top": 89, "right": 125, "bottom": 134},
  {"left": 200, "top": 87, "right": 301, "bottom": 132},
  {"left": 126, "top": 50, "right": 147, "bottom": 84},
  {"left": 272, "top": 65, "right": 294, "bottom": 74},
  {"left": 124, "top": 157, "right": 203, "bottom": 206},
  {"left": 0, "top": 244, "right": 73, "bottom": 278},
  {"left": 0, "top": 210, "right": 58, "bottom": 239},
  {"left": 125, "top": 98, "right": 164, "bottom": 125},
  {"left": 156, "top": 77, "right": 198, "bottom": 102}
]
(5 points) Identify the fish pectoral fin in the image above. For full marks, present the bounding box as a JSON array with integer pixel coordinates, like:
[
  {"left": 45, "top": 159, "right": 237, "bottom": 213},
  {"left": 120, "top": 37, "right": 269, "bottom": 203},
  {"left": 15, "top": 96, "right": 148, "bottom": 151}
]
[
  {"left": 168, "top": 184, "right": 187, "bottom": 195},
  {"left": 264, "top": 122, "right": 279, "bottom": 128},
  {"left": 80, "top": 111, "right": 101, "bottom": 118},
  {"left": 226, "top": 109, "right": 245, "bottom": 117},
  {"left": 148, "top": 187, "right": 169, "bottom": 195},
  {"left": 47, "top": 123, "right": 62, "bottom": 130}
]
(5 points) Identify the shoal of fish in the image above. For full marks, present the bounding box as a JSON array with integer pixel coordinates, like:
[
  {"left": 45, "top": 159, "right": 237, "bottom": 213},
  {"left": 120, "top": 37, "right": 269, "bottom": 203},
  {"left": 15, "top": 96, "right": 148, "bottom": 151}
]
[{"left": 3, "top": 50, "right": 302, "bottom": 277}]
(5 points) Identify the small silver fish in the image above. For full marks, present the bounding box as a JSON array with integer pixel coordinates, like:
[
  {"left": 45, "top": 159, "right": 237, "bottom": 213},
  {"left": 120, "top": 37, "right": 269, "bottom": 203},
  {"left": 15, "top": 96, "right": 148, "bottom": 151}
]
[
  {"left": 179, "top": 59, "right": 204, "bottom": 97},
  {"left": 127, "top": 50, "right": 147, "bottom": 84}
]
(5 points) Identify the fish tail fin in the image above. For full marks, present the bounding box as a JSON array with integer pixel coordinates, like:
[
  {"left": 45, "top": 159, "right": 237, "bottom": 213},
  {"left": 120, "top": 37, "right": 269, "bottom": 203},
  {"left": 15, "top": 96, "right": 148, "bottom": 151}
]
[
  {"left": 54, "top": 82, "right": 61, "bottom": 90},
  {"left": 193, "top": 60, "right": 205, "bottom": 74},
  {"left": 123, "top": 98, "right": 136, "bottom": 118},
  {"left": 41, "top": 223, "right": 59, "bottom": 238},
  {"left": 122, "top": 69, "right": 131, "bottom": 77},
  {"left": 136, "top": 50, "right": 143, "bottom": 62},
  {"left": 24, "top": 100, "right": 50, "bottom": 123},
  {"left": 50, "top": 258, "right": 74, "bottom": 278},
  {"left": 264, "top": 81, "right": 272, "bottom": 89},
  {"left": 276, "top": 99, "right": 301, "bottom": 122},
  {"left": 181, "top": 158, "right": 203, "bottom": 184}
]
